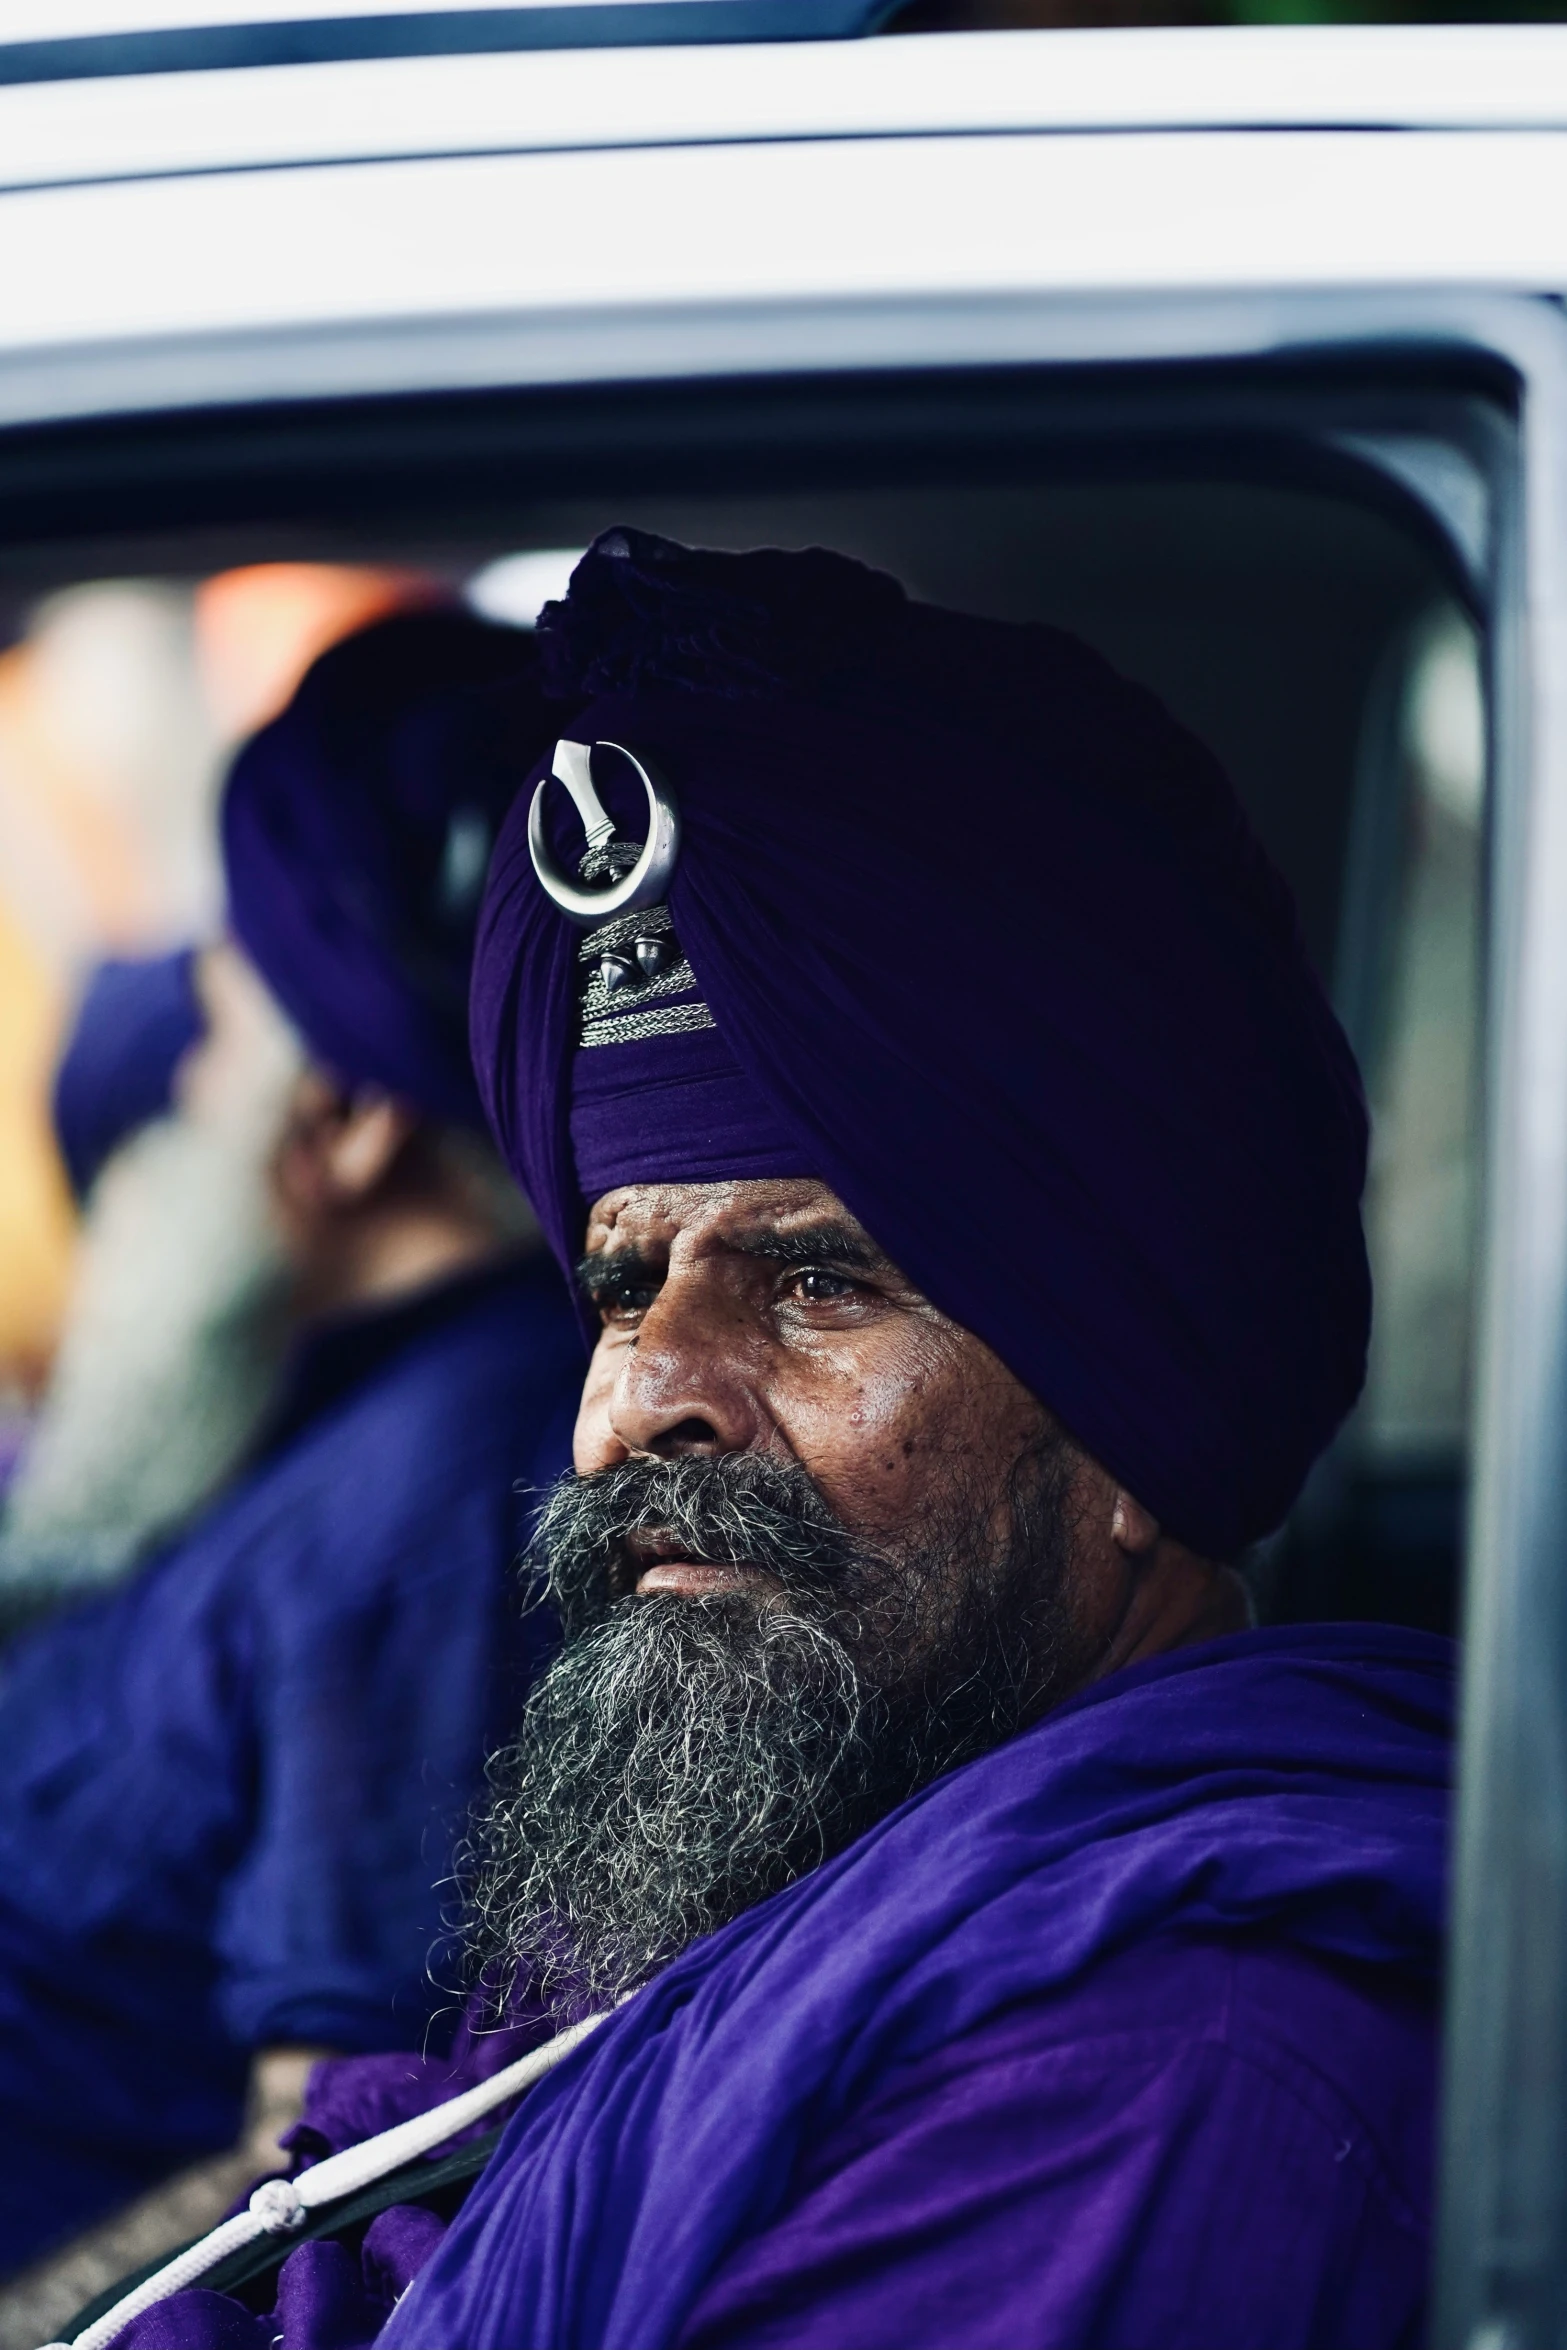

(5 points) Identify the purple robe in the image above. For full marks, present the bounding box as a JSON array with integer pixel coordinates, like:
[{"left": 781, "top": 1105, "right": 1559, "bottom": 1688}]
[
  {"left": 0, "top": 1259, "right": 581, "bottom": 2272},
  {"left": 676, "top": 1935, "right": 1433, "bottom": 2350},
  {"left": 122, "top": 1624, "right": 1448, "bottom": 2350}
]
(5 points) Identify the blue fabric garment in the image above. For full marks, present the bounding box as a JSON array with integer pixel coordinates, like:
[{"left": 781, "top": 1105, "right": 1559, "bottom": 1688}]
[
  {"left": 0, "top": 1255, "right": 583, "bottom": 2273},
  {"left": 52, "top": 950, "right": 203, "bottom": 1201},
  {"left": 119, "top": 1928, "right": 1438, "bottom": 2350},
  {"left": 378, "top": 1624, "right": 1451, "bottom": 2350},
  {"left": 675, "top": 1935, "right": 1437, "bottom": 2350}
]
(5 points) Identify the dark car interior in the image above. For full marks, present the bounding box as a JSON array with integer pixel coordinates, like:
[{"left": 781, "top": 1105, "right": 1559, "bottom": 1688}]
[{"left": 0, "top": 354, "right": 1496, "bottom": 1638}]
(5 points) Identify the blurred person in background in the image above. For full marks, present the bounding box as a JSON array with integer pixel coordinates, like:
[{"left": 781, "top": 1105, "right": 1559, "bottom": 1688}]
[
  {"left": 0, "top": 609, "right": 582, "bottom": 2327},
  {"left": 0, "top": 566, "right": 439, "bottom": 1500},
  {"left": 0, "top": 945, "right": 298, "bottom": 1630}
]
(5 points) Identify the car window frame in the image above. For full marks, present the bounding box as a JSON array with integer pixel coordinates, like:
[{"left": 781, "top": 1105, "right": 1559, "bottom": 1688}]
[{"left": 0, "top": 279, "right": 1558, "bottom": 2347}]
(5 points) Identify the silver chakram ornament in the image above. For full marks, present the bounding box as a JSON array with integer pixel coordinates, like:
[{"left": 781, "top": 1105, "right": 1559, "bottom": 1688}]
[{"left": 527, "top": 738, "right": 680, "bottom": 927}]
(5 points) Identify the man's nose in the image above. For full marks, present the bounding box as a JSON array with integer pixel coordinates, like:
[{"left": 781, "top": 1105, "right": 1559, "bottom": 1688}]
[{"left": 607, "top": 1282, "right": 763, "bottom": 1460}]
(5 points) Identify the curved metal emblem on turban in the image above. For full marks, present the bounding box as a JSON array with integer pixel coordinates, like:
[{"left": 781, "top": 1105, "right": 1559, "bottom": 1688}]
[{"left": 527, "top": 739, "right": 680, "bottom": 927}]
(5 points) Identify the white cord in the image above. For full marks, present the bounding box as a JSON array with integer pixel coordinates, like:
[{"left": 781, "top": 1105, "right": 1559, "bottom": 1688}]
[{"left": 45, "top": 2011, "right": 606, "bottom": 2350}]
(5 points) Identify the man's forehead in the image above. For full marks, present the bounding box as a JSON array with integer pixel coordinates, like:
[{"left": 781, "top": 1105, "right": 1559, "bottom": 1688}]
[{"left": 583, "top": 1177, "right": 875, "bottom": 1260}]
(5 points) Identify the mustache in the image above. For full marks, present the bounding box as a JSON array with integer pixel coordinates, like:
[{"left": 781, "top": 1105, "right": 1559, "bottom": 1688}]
[
  {"left": 469, "top": 1431, "right": 1081, "bottom": 2016},
  {"left": 525, "top": 1453, "right": 867, "bottom": 1637}
]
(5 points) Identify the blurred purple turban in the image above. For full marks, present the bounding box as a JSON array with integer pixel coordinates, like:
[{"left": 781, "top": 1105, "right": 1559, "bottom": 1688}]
[
  {"left": 223, "top": 607, "right": 551, "bottom": 1125},
  {"left": 52, "top": 948, "right": 203, "bottom": 1200},
  {"left": 471, "top": 529, "right": 1371, "bottom": 1556}
]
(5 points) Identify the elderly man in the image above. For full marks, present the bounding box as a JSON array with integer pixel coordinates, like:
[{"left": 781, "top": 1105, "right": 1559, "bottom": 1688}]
[
  {"left": 0, "top": 946, "right": 283, "bottom": 1626},
  {"left": 0, "top": 609, "right": 583, "bottom": 2312},
  {"left": 97, "top": 533, "right": 1445, "bottom": 2350}
]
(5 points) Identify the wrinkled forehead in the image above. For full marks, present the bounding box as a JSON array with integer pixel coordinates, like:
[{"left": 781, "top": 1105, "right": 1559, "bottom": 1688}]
[{"left": 582, "top": 1176, "right": 878, "bottom": 1265}]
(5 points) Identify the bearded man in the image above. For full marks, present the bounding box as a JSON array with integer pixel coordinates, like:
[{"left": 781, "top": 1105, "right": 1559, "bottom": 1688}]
[
  {"left": 0, "top": 609, "right": 584, "bottom": 2321},
  {"left": 0, "top": 945, "right": 295, "bottom": 1628},
  {"left": 93, "top": 531, "right": 1445, "bottom": 2350}
]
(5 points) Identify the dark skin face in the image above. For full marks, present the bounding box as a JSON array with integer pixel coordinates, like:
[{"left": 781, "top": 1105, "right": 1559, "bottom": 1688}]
[{"left": 574, "top": 1177, "right": 1249, "bottom": 1706}]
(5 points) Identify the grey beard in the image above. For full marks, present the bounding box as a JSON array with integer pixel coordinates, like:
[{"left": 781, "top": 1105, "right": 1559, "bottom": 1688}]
[
  {"left": 464, "top": 1443, "right": 1076, "bottom": 2022},
  {"left": 0, "top": 1082, "right": 295, "bottom": 1625}
]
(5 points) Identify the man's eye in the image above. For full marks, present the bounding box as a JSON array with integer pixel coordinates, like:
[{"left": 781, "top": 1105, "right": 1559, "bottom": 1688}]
[
  {"left": 595, "top": 1284, "right": 658, "bottom": 1321},
  {"left": 787, "top": 1268, "right": 858, "bottom": 1304}
]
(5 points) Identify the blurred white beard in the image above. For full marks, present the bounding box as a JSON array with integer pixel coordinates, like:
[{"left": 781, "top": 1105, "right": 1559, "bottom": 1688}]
[{"left": 0, "top": 1057, "right": 300, "bottom": 1621}]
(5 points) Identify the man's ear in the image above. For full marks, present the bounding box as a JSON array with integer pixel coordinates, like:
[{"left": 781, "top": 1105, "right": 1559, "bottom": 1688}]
[
  {"left": 274, "top": 1074, "right": 419, "bottom": 1218},
  {"left": 322, "top": 1093, "right": 419, "bottom": 1203},
  {"left": 1110, "top": 1489, "right": 1161, "bottom": 1560}
]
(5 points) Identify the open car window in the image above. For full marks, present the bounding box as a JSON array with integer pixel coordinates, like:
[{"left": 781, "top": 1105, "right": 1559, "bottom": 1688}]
[{"left": 7, "top": 24, "right": 1567, "bottom": 2349}]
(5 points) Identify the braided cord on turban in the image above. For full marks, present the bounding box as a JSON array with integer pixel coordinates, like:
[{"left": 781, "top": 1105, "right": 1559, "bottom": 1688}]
[{"left": 472, "top": 532, "right": 1370, "bottom": 1556}]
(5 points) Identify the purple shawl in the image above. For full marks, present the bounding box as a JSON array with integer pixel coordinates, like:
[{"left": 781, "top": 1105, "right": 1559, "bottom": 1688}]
[{"left": 376, "top": 1624, "right": 1450, "bottom": 2350}]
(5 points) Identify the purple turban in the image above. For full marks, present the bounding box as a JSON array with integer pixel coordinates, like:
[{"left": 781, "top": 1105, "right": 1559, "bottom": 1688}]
[
  {"left": 52, "top": 948, "right": 203, "bottom": 1199},
  {"left": 471, "top": 531, "right": 1371, "bottom": 1556},
  {"left": 223, "top": 607, "right": 551, "bottom": 1125}
]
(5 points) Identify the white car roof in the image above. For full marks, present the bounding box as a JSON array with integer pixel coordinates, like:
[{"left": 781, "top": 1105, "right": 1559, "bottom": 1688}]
[
  {"left": 4, "top": 23, "right": 1567, "bottom": 194},
  {"left": 0, "top": 0, "right": 882, "bottom": 47},
  {"left": 1, "top": 24, "right": 1565, "bottom": 432}
]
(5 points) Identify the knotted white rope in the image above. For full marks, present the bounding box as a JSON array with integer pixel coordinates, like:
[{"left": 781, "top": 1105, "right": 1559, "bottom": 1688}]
[{"left": 45, "top": 2011, "right": 606, "bottom": 2350}]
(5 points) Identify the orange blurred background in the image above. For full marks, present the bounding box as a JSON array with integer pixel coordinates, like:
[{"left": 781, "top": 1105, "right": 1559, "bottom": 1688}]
[{"left": 0, "top": 562, "right": 434, "bottom": 1398}]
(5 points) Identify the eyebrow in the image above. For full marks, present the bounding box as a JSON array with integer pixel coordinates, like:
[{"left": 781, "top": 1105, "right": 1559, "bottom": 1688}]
[
  {"left": 574, "top": 1220, "right": 886, "bottom": 1302},
  {"left": 575, "top": 1244, "right": 658, "bottom": 1302},
  {"left": 726, "top": 1223, "right": 887, "bottom": 1275}
]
